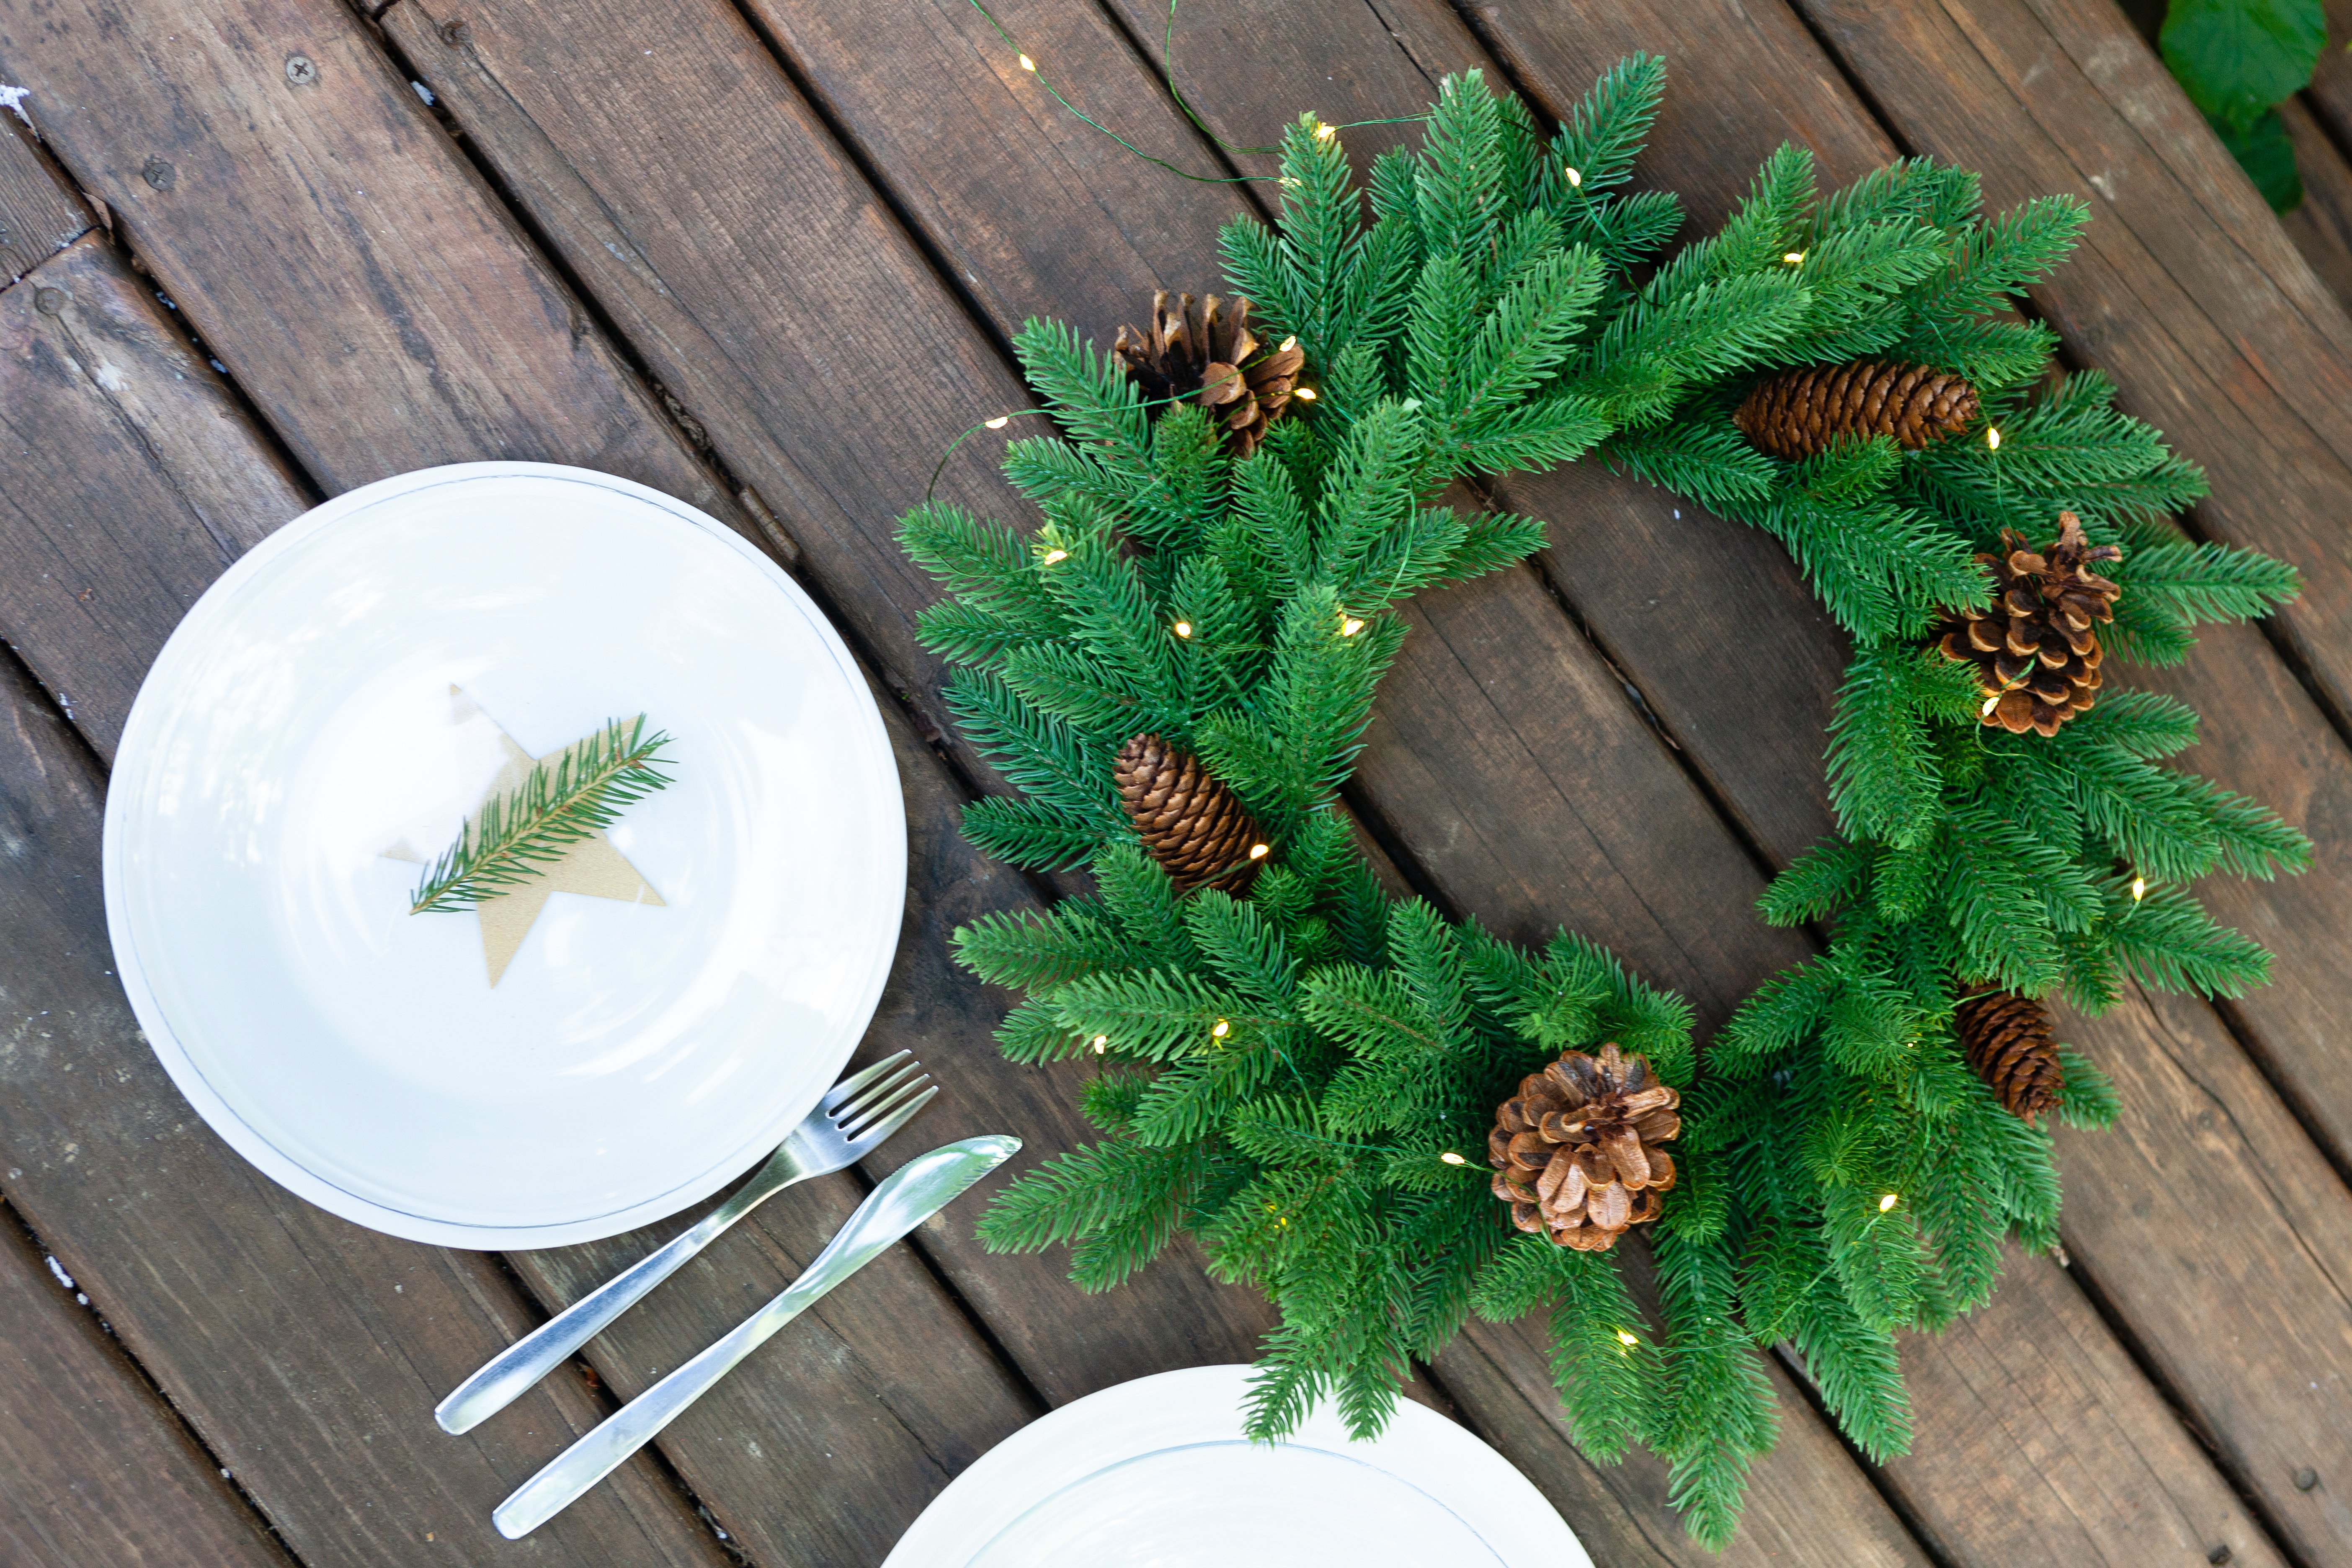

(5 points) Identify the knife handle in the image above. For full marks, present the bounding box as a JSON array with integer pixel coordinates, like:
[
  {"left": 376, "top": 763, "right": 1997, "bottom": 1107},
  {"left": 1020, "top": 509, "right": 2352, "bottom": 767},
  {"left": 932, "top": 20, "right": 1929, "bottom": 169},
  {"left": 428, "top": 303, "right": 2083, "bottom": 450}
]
[{"left": 493, "top": 1295, "right": 785, "bottom": 1539}]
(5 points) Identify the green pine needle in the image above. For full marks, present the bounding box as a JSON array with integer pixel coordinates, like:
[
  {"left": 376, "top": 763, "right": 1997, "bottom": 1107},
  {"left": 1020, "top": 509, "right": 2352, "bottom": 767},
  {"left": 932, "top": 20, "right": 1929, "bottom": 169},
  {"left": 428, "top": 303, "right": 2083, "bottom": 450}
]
[{"left": 410, "top": 717, "right": 674, "bottom": 914}]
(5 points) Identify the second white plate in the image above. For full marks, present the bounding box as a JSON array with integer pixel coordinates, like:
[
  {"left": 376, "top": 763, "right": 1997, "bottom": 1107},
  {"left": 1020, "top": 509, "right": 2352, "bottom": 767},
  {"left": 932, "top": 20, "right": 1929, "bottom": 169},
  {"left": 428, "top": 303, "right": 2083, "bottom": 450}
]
[
  {"left": 883, "top": 1364, "right": 1590, "bottom": 1568},
  {"left": 103, "top": 463, "right": 906, "bottom": 1249}
]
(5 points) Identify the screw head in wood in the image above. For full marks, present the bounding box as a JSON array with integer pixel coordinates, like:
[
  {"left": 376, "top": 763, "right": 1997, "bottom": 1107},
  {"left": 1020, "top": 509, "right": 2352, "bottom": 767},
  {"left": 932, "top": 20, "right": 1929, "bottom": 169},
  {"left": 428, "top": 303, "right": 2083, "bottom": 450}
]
[
  {"left": 439, "top": 18, "right": 472, "bottom": 45},
  {"left": 2297, "top": 1467, "right": 2319, "bottom": 1490},
  {"left": 34, "top": 287, "right": 67, "bottom": 316},
  {"left": 141, "top": 157, "right": 175, "bottom": 191},
  {"left": 284, "top": 54, "right": 318, "bottom": 86}
]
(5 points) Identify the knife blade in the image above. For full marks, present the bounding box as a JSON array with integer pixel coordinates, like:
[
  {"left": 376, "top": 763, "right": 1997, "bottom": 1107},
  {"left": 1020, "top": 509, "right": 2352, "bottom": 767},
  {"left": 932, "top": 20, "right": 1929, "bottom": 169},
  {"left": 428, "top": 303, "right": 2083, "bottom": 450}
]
[{"left": 492, "top": 1133, "right": 1020, "bottom": 1539}]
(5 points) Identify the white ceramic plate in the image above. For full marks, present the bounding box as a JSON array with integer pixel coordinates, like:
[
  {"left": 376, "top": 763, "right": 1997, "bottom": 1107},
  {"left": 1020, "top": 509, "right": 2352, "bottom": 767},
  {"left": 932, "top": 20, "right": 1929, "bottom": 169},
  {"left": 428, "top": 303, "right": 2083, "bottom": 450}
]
[
  {"left": 103, "top": 463, "right": 905, "bottom": 1249},
  {"left": 883, "top": 1364, "right": 1590, "bottom": 1568}
]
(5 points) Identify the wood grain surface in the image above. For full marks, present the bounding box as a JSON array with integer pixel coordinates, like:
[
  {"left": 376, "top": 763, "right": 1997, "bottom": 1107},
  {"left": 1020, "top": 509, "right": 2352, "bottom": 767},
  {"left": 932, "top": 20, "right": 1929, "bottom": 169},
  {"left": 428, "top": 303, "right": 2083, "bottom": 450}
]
[
  {"left": 384, "top": 1, "right": 2352, "bottom": 1565},
  {"left": 1141, "top": 1, "right": 2352, "bottom": 1563},
  {"left": 0, "top": 113, "right": 91, "bottom": 285},
  {"left": 0, "top": 1196, "right": 292, "bottom": 1568},
  {"left": 0, "top": 651, "right": 735, "bottom": 1567},
  {"left": 2283, "top": 97, "right": 2352, "bottom": 310},
  {"left": 2, "top": 0, "right": 2349, "bottom": 1562},
  {"left": 0, "top": 0, "right": 1065, "bottom": 1561},
  {"left": 0, "top": 235, "right": 311, "bottom": 752},
  {"left": 2313, "top": 0, "right": 2352, "bottom": 147},
  {"left": 377, "top": 4, "right": 1922, "bottom": 1564}
]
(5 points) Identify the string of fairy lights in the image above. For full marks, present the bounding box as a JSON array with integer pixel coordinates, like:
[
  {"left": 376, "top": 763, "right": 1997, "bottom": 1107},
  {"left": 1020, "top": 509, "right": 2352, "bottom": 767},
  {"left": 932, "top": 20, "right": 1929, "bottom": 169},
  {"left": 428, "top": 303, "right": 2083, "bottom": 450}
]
[{"left": 917, "top": 0, "right": 2150, "bottom": 1307}]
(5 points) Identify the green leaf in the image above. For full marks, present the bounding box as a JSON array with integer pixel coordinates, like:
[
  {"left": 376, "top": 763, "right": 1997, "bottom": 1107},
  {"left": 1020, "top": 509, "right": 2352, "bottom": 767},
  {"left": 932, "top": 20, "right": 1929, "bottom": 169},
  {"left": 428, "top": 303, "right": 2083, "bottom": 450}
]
[
  {"left": 2160, "top": 0, "right": 2325, "bottom": 125},
  {"left": 2206, "top": 108, "right": 2304, "bottom": 214}
]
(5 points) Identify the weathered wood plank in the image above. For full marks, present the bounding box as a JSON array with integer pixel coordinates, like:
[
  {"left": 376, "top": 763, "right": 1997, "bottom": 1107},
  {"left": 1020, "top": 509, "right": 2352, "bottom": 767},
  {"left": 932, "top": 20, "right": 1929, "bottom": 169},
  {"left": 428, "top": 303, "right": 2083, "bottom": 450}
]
[
  {"left": 0, "top": 235, "right": 311, "bottom": 752},
  {"left": 2282, "top": 97, "right": 2352, "bottom": 311},
  {"left": 0, "top": 0, "right": 728, "bottom": 521},
  {"left": 0, "top": 1200, "right": 293, "bottom": 1568},
  {"left": 376, "top": 1, "right": 1926, "bottom": 1562},
  {"left": 1883, "top": 1242, "right": 2289, "bottom": 1568},
  {"left": 2, "top": 222, "right": 748, "bottom": 1568},
  {"left": 0, "top": 2, "right": 1068, "bottom": 1560},
  {"left": 2051, "top": 978, "right": 2352, "bottom": 1550},
  {"left": 2312, "top": 1, "right": 2352, "bottom": 148},
  {"left": 0, "top": 214, "right": 1048, "bottom": 1568},
  {"left": 0, "top": 112, "right": 91, "bottom": 284},
  {"left": 0, "top": 650, "right": 733, "bottom": 1568}
]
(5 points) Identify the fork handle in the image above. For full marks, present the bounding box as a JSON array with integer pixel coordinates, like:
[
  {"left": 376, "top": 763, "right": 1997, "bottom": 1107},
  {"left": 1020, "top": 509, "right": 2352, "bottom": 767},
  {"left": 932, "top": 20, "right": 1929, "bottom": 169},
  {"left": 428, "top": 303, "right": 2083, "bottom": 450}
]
[{"left": 434, "top": 1172, "right": 791, "bottom": 1435}]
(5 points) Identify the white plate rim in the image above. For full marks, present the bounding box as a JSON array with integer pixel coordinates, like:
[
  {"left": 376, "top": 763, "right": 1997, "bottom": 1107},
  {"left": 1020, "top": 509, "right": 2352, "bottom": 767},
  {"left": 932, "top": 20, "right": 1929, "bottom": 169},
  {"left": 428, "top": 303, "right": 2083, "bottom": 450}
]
[
  {"left": 101, "top": 461, "right": 906, "bottom": 1250},
  {"left": 881, "top": 1363, "right": 1591, "bottom": 1568}
]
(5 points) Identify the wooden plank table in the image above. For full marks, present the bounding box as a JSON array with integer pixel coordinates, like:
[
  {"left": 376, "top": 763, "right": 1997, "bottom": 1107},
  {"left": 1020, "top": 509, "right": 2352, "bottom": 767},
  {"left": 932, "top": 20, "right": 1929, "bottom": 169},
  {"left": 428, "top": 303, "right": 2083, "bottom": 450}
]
[{"left": 1, "top": 0, "right": 2349, "bottom": 1563}]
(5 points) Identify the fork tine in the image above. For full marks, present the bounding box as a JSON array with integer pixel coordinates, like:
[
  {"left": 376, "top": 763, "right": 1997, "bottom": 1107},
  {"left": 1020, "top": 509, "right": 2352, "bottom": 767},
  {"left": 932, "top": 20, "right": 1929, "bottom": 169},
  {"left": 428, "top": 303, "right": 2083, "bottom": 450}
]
[
  {"left": 846, "top": 1084, "right": 939, "bottom": 1151},
  {"left": 821, "top": 1050, "right": 911, "bottom": 1113},
  {"left": 839, "top": 1073, "right": 934, "bottom": 1137},
  {"left": 835, "top": 1057, "right": 923, "bottom": 1120}
]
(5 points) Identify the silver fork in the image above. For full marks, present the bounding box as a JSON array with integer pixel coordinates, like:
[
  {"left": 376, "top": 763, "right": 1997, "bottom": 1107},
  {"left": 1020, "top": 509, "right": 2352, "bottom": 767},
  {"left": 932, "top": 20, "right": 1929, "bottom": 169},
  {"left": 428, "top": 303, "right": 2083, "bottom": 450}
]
[{"left": 433, "top": 1051, "right": 936, "bottom": 1435}]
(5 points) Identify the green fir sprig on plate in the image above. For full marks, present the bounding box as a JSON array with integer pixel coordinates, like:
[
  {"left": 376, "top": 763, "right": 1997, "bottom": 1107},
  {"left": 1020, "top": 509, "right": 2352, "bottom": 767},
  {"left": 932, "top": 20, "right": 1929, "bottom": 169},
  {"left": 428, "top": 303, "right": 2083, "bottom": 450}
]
[{"left": 410, "top": 716, "right": 675, "bottom": 914}]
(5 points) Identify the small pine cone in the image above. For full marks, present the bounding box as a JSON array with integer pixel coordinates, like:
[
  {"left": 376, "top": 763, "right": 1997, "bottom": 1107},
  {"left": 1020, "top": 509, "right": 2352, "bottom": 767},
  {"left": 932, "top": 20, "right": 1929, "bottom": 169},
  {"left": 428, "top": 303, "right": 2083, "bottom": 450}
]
[
  {"left": 1486, "top": 1043, "right": 1679, "bottom": 1252},
  {"left": 1112, "top": 291, "right": 1305, "bottom": 457},
  {"left": 1734, "top": 359, "right": 1981, "bottom": 460},
  {"left": 1114, "top": 733, "right": 1269, "bottom": 895},
  {"left": 1955, "top": 991, "right": 2064, "bottom": 1125},
  {"left": 1932, "top": 511, "right": 2124, "bottom": 737}
]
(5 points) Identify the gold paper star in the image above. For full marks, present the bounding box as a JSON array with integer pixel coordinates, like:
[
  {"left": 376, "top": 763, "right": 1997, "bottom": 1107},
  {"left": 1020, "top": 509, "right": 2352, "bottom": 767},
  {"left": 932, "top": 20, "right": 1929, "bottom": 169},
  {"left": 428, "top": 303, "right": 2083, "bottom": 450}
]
[{"left": 384, "top": 689, "right": 665, "bottom": 985}]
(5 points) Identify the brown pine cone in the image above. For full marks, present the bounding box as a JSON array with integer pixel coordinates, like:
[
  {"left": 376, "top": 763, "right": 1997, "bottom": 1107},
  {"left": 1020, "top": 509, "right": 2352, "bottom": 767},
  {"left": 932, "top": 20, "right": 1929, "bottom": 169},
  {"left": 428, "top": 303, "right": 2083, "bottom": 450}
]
[
  {"left": 1955, "top": 991, "right": 2064, "bottom": 1125},
  {"left": 1114, "top": 733, "right": 1269, "bottom": 895},
  {"left": 1487, "top": 1043, "right": 1679, "bottom": 1252},
  {"left": 1933, "top": 511, "right": 2123, "bottom": 737},
  {"left": 1112, "top": 291, "right": 1305, "bottom": 457},
  {"left": 1734, "top": 359, "right": 1981, "bottom": 460}
]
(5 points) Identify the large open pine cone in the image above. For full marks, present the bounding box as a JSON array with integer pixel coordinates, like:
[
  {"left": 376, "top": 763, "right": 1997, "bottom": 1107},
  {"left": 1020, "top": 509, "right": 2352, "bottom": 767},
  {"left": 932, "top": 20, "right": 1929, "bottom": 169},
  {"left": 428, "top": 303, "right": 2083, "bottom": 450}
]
[
  {"left": 1114, "top": 733, "right": 1267, "bottom": 895},
  {"left": 1112, "top": 291, "right": 1305, "bottom": 457},
  {"left": 1734, "top": 359, "right": 1980, "bottom": 459},
  {"left": 1933, "top": 511, "right": 2123, "bottom": 737},
  {"left": 1488, "top": 1044, "right": 1678, "bottom": 1252},
  {"left": 1955, "top": 991, "right": 2064, "bottom": 1125}
]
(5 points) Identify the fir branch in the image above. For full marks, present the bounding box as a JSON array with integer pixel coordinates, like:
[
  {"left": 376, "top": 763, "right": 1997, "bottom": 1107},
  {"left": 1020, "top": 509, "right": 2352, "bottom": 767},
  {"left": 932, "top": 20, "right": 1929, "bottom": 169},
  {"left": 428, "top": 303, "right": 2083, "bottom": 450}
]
[{"left": 410, "top": 717, "right": 673, "bottom": 914}]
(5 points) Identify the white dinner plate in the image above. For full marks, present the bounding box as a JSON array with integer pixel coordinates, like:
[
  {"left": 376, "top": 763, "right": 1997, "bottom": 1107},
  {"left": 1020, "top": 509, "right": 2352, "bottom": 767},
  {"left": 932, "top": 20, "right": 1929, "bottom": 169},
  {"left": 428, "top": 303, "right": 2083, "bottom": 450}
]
[
  {"left": 102, "top": 463, "right": 905, "bottom": 1249},
  {"left": 883, "top": 1364, "right": 1590, "bottom": 1568}
]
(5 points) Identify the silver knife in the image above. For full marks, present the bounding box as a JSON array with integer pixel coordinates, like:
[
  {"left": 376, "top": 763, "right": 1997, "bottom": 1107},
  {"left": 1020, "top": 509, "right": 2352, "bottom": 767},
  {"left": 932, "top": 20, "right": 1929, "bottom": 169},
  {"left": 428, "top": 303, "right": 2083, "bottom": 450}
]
[{"left": 491, "top": 1134, "right": 1019, "bottom": 1540}]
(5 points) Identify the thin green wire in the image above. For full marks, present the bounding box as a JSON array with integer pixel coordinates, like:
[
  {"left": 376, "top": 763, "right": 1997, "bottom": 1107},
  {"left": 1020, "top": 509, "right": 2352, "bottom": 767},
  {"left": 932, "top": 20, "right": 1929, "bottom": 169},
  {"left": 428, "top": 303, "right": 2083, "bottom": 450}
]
[{"left": 960, "top": 0, "right": 1426, "bottom": 186}]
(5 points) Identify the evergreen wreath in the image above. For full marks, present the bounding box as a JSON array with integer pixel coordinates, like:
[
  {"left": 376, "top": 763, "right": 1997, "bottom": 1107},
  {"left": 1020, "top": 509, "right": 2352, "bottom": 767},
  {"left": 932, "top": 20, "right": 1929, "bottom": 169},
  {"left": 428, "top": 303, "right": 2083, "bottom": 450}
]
[{"left": 896, "top": 58, "right": 2308, "bottom": 1549}]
